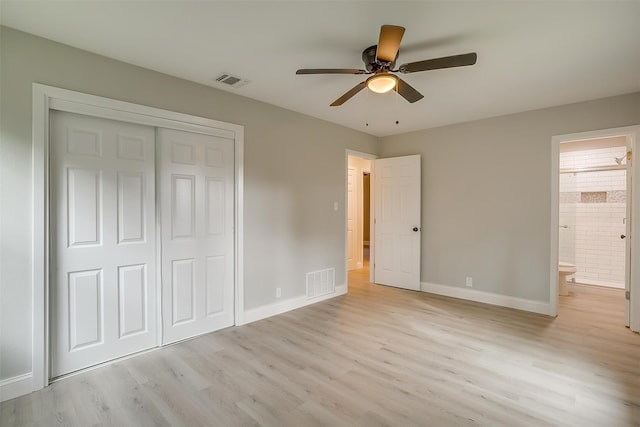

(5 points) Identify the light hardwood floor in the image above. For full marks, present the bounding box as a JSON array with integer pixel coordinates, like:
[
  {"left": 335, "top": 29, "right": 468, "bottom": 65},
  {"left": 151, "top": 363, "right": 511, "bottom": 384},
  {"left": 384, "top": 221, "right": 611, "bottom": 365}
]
[{"left": 2, "top": 270, "right": 639, "bottom": 426}]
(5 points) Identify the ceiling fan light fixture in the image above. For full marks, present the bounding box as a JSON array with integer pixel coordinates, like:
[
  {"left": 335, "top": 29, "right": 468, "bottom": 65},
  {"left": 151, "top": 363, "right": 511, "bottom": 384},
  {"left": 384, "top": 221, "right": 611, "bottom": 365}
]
[{"left": 366, "top": 74, "right": 397, "bottom": 94}]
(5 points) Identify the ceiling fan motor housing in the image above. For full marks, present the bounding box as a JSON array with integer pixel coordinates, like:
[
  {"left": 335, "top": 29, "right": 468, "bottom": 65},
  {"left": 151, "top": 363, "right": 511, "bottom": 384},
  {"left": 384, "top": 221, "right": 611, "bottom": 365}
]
[{"left": 362, "top": 45, "right": 397, "bottom": 73}]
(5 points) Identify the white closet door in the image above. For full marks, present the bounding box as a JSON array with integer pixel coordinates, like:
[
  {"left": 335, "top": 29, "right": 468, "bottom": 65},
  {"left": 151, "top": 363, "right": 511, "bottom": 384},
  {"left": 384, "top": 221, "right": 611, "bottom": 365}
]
[
  {"left": 158, "top": 129, "right": 234, "bottom": 345},
  {"left": 50, "top": 111, "right": 157, "bottom": 378}
]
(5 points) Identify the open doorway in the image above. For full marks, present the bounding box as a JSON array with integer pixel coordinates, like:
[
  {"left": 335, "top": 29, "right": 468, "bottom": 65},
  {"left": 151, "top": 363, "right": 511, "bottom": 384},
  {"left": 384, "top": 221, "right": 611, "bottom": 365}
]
[
  {"left": 347, "top": 152, "right": 374, "bottom": 288},
  {"left": 557, "top": 136, "right": 629, "bottom": 325},
  {"left": 551, "top": 125, "right": 640, "bottom": 332}
]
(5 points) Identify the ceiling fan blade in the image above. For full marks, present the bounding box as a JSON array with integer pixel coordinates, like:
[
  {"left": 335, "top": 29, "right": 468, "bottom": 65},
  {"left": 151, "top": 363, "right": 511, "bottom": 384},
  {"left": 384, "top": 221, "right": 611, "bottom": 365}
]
[
  {"left": 330, "top": 81, "right": 367, "bottom": 106},
  {"left": 376, "top": 25, "right": 405, "bottom": 63},
  {"left": 399, "top": 52, "right": 477, "bottom": 73},
  {"left": 296, "top": 68, "right": 367, "bottom": 75},
  {"left": 396, "top": 77, "right": 424, "bottom": 103}
]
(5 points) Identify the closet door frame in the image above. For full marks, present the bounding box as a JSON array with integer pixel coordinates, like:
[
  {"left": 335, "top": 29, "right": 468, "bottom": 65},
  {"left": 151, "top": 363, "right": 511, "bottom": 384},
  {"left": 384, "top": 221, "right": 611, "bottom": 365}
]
[{"left": 32, "top": 83, "right": 245, "bottom": 391}]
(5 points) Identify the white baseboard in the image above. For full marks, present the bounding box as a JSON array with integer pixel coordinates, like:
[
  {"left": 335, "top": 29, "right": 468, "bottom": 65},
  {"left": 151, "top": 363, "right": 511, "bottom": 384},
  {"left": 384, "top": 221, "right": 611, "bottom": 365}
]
[
  {"left": 243, "top": 284, "right": 347, "bottom": 324},
  {"left": 421, "top": 282, "right": 554, "bottom": 316},
  {"left": 575, "top": 278, "right": 625, "bottom": 289},
  {"left": 0, "top": 373, "right": 32, "bottom": 402}
]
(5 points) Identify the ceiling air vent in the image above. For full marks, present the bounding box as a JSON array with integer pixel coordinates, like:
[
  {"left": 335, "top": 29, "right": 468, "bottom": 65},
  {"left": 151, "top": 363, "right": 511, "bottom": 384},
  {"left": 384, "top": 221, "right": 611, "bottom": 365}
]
[{"left": 214, "top": 72, "right": 250, "bottom": 89}]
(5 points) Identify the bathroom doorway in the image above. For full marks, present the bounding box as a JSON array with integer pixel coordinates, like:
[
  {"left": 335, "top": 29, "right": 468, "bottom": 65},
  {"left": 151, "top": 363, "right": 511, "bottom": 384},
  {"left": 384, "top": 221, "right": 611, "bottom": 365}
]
[
  {"left": 552, "top": 126, "right": 639, "bottom": 329},
  {"left": 559, "top": 137, "right": 628, "bottom": 291}
]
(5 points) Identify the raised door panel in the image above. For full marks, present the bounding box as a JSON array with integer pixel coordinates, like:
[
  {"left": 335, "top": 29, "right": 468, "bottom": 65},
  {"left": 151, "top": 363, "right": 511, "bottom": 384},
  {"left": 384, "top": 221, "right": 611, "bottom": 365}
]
[
  {"left": 118, "top": 264, "right": 147, "bottom": 338},
  {"left": 117, "top": 173, "right": 145, "bottom": 244},
  {"left": 68, "top": 269, "right": 103, "bottom": 350},
  {"left": 205, "top": 255, "right": 225, "bottom": 316},
  {"left": 205, "top": 146, "right": 224, "bottom": 168},
  {"left": 67, "top": 168, "right": 102, "bottom": 247},
  {"left": 379, "top": 234, "right": 393, "bottom": 271},
  {"left": 171, "top": 175, "right": 196, "bottom": 239},
  {"left": 381, "top": 183, "right": 394, "bottom": 221},
  {"left": 116, "top": 135, "right": 145, "bottom": 161},
  {"left": 172, "top": 142, "right": 197, "bottom": 165},
  {"left": 206, "top": 178, "right": 225, "bottom": 236},
  {"left": 172, "top": 259, "right": 196, "bottom": 325},
  {"left": 67, "top": 127, "right": 102, "bottom": 157}
]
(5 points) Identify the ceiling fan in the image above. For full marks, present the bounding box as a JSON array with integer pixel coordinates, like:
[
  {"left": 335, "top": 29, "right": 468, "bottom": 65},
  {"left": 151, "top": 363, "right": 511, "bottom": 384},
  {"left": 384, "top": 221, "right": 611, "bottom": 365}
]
[{"left": 296, "top": 25, "right": 477, "bottom": 106}]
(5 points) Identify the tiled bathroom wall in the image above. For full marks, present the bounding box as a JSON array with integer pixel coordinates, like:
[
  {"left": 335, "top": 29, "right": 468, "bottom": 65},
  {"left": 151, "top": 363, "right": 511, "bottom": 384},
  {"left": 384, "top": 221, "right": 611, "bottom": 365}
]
[{"left": 559, "top": 145, "right": 626, "bottom": 289}]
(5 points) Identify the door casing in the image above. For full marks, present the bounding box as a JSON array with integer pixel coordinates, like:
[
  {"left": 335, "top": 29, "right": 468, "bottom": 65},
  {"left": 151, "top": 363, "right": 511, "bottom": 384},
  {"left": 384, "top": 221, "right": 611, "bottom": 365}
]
[{"left": 32, "top": 83, "right": 245, "bottom": 390}]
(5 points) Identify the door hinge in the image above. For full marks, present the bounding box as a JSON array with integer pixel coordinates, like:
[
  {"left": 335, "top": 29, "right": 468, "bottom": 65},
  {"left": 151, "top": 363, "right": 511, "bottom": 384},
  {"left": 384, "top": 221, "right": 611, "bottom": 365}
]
[
  {"left": 625, "top": 291, "right": 630, "bottom": 300},
  {"left": 627, "top": 151, "right": 632, "bottom": 162}
]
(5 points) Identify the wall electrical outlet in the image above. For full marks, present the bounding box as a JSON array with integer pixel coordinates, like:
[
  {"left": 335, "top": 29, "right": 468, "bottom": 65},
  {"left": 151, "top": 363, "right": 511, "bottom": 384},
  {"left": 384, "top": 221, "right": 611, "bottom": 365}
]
[
  {"left": 466, "top": 277, "right": 473, "bottom": 287},
  {"left": 276, "top": 287, "right": 282, "bottom": 298}
]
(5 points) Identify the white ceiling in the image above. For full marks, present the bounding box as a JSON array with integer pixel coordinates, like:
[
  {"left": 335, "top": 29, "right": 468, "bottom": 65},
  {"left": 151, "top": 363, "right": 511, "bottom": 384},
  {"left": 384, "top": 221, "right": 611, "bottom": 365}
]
[{"left": 2, "top": 1, "right": 639, "bottom": 137}]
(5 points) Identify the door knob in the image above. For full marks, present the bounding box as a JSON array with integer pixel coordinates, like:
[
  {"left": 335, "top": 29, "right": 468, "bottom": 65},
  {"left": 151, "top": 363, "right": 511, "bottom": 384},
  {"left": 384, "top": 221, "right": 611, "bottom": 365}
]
[
  {"left": 412, "top": 227, "right": 420, "bottom": 232},
  {"left": 621, "top": 234, "right": 626, "bottom": 239}
]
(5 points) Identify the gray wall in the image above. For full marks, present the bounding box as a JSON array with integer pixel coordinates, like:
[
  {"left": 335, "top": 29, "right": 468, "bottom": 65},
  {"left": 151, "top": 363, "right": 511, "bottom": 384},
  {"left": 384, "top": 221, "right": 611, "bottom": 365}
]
[
  {"left": 0, "top": 27, "right": 378, "bottom": 381},
  {"left": 3, "top": 24, "right": 639, "bottom": 385},
  {"left": 379, "top": 93, "right": 640, "bottom": 301}
]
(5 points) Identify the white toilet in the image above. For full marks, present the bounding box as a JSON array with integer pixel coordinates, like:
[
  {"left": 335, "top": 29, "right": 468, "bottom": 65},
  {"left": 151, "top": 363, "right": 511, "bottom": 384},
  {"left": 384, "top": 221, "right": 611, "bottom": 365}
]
[{"left": 558, "top": 262, "right": 577, "bottom": 296}]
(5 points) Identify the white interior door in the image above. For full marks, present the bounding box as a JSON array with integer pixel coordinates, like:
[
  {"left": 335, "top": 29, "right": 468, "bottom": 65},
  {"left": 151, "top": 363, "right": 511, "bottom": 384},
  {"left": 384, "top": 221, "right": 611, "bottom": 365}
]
[
  {"left": 158, "top": 129, "right": 235, "bottom": 345},
  {"left": 625, "top": 142, "right": 632, "bottom": 327},
  {"left": 374, "top": 155, "right": 421, "bottom": 290},
  {"left": 50, "top": 111, "right": 157, "bottom": 377}
]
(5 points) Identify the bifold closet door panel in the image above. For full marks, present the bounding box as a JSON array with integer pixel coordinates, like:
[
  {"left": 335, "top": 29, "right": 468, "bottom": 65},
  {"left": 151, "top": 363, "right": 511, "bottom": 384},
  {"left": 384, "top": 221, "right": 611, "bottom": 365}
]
[
  {"left": 157, "top": 128, "right": 235, "bottom": 344},
  {"left": 50, "top": 111, "right": 157, "bottom": 378}
]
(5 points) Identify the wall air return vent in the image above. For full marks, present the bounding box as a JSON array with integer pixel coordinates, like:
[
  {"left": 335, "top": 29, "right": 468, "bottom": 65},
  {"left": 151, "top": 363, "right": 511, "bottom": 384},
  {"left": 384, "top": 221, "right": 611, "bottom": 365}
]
[
  {"left": 214, "top": 72, "right": 250, "bottom": 89},
  {"left": 306, "top": 268, "right": 335, "bottom": 299}
]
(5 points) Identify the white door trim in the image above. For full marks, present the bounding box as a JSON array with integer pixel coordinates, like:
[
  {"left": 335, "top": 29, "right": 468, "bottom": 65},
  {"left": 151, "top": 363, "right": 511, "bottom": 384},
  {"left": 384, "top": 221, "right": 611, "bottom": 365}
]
[
  {"left": 550, "top": 125, "right": 640, "bottom": 332},
  {"left": 345, "top": 150, "right": 377, "bottom": 287},
  {"left": 32, "top": 83, "right": 245, "bottom": 391}
]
